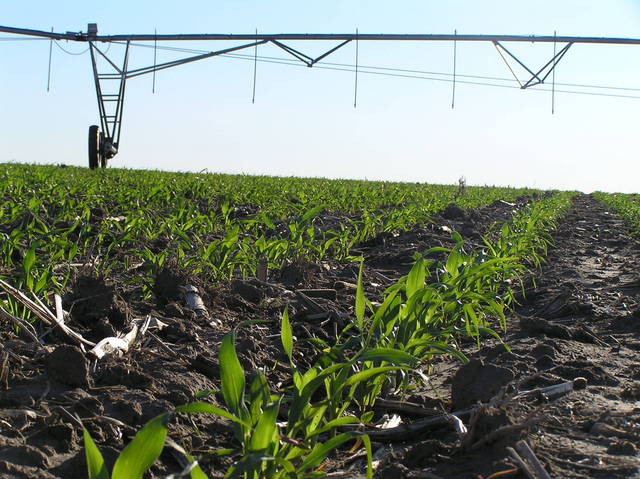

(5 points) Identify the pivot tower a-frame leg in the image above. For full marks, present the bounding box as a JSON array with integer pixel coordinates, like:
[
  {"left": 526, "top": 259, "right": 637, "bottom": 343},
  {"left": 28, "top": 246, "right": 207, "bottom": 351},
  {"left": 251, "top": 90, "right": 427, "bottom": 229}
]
[{"left": 88, "top": 40, "right": 130, "bottom": 168}]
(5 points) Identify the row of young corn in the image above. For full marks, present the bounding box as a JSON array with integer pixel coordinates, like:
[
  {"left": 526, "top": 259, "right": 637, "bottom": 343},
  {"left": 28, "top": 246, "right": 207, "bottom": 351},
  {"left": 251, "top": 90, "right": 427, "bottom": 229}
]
[
  {"left": 82, "top": 191, "right": 574, "bottom": 479},
  {"left": 593, "top": 192, "right": 640, "bottom": 233},
  {"left": 0, "top": 164, "right": 538, "bottom": 314},
  {"left": 0, "top": 164, "right": 535, "bottom": 220}
]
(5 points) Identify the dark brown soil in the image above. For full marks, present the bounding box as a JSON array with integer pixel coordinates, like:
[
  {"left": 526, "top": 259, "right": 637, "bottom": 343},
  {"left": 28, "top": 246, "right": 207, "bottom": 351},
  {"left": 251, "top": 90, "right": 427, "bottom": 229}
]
[
  {"left": 1, "top": 194, "right": 639, "bottom": 479},
  {"left": 372, "top": 194, "right": 640, "bottom": 479}
]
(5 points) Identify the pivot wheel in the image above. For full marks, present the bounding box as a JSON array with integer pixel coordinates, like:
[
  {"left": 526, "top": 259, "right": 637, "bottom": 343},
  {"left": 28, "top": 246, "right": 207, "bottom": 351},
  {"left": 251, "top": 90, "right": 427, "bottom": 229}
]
[
  {"left": 99, "top": 131, "right": 108, "bottom": 168},
  {"left": 88, "top": 125, "right": 102, "bottom": 170}
]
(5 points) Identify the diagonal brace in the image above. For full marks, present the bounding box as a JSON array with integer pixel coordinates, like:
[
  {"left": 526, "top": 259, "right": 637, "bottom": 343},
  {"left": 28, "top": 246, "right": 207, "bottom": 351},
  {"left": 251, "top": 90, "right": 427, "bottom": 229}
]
[
  {"left": 494, "top": 41, "right": 573, "bottom": 89},
  {"left": 522, "top": 42, "right": 572, "bottom": 88},
  {"left": 92, "top": 42, "right": 124, "bottom": 74},
  {"left": 494, "top": 41, "right": 541, "bottom": 85},
  {"left": 270, "top": 39, "right": 352, "bottom": 67},
  {"left": 125, "top": 40, "right": 269, "bottom": 79}
]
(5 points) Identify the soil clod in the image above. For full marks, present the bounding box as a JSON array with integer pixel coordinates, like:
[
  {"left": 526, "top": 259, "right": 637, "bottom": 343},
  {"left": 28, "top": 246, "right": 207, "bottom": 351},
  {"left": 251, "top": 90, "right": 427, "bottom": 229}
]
[
  {"left": 451, "top": 359, "right": 515, "bottom": 409},
  {"left": 44, "top": 345, "right": 89, "bottom": 387}
]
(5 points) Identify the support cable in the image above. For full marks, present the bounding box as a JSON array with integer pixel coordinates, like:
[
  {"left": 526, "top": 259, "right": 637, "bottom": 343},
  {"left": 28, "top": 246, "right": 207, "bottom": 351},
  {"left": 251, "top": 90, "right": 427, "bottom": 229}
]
[
  {"left": 152, "top": 28, "right": 157, "bottom": 93},
  {"left": 219, "top": 53, "right": 640, "bottom": 100},
  {"left": 53, "top": 40, "right": 89, "bottom": 55},
  {"left": 46, "top": 27, "right": 53, "bottom": 92},
  {"left": 552, "top": 31, "right": 556, "bottom": 114},
  {"left": 252, "top": 28, "right": 258, "bottom": 103},
  {"left": 451, "top": 29, "right": 457, "bottom": 109},
  {"left": 354, "top": 28, "right": 359, "bottom": 108}
]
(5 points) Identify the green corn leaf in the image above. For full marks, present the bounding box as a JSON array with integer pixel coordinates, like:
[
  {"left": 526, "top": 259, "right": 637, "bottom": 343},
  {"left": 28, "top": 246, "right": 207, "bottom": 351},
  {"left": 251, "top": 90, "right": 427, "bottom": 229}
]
[
  {"left": 296, "top": 366, "right": 319, "bottom": 391},
  {"left": 211, "top": 448, "right": 236, "bottom": 456},
  {"left": 462, "top": 303, "right": 481, "bottom": 335},
  {"left": 248, "top": 370, "right": 270, "bottom": 424},
  {"left": 185, "top": 460, "right": 209, "bottom": 479},
  {"left": 281, "top": 307, "right": 293, "bottom": 362},
  {"left": 362, "top": 434, "right": 373, "bottom": 479},
  {"left": 355, "top": 260, "right": 365, "bottom": 329},
  {"left": 406, "top": 257, "right": 425, "bottom": 299},
  {"left": 361, "top": 411, "right": 375, "bottom": 423},
  {"left": 219, "top": 332, "right": 245, "bottom": 417},
  {"left": 304, "top": 403, "right": 328, "bottom": 437},
  {"left": 148, "top": 185, "right": 163, "bottom": 199},
  {"left": 451, "top": 231, "right": 464, "bottom": 244},
  {"left": 445, "top": 249, "right": 463, "bottom": 277},
  {"left": 271, "top": 457, "right": 296, "bottom": 474},
  {"left": 406, "top": 338, "right": 468, "bottom": 362},
  {"left": 308, "top": 416, "right": 360, "bottom": 437},
  {"left": 301, "top": 204, "right": 325, "bottom": 225},
  {"left": 175, "top": 402, "right": 251, "bottom": 428},
  {"left": 292, "top": 369, "right": 303, "bottom": 392},
  {"left": 299, "top": 363, "right": 345, "bottom": 398},
  {"left": 288, "top": 364, "right": 344, "bottom": 426},
  {"left": 356, "top": 348, "right": 418, "bottom": 365},
  {"left": 164, "top": 438, "right": 209, "bottom": 479},
  {"left": 224, "top": 452, "right": 274, "bottom": 479},
  {"left": 35, "top": 269, "right": 51, "bottom": 294},
  {"left": 283, "top": 444, "right": 310, "bottom": 463},
  {"left": 343, "top": 366, "right": 400, "bottom": 388},
  {"left": 299, "top": 432, "right": 358, "bottom": 471},
  {"left": 194, "top": 389, "right": 216, "bottom": 399},
  {"left": 83, "top": 428, "right": 109, "bottom": 479},
  {"left": 22, "top": 245, "right": 36, "bottom": 276},
  {"left": 248, "top": 399, "right": 281, "bottom": 452},
  {"left": 111, "top": 413, "right": 170, "bottom": 479}
]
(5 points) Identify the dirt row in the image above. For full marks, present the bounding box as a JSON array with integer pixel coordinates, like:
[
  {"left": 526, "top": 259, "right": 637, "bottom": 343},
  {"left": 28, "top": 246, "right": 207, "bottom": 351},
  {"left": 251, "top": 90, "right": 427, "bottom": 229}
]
[
  {"left": 375, "top": 194, "right": 640, "bottom": 479},
  {"left": 1, "top": 194, "right": 638, "bottom": 478}
]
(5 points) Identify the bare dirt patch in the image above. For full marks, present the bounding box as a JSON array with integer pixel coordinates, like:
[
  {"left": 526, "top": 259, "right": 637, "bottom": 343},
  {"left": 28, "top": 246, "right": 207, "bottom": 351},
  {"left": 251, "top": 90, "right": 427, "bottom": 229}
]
[{"left": 374, "top": 194, "right": 640, "bottom": 479}]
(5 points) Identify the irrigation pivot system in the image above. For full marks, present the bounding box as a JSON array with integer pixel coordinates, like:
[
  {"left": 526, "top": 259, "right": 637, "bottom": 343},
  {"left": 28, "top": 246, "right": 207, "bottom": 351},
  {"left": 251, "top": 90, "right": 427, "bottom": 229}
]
[{"left": 2, "top": 24, "right": 640, "bottom": 169}]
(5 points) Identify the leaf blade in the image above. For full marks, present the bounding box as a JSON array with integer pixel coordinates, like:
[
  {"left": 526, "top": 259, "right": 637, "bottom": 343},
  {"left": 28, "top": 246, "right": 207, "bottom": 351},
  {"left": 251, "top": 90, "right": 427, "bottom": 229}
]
[
  {"left": 111, "top": 413, "right": 170, "bottom": 479},
  {"left": 281, "top": 307, "right": 293, "bottom": 362},
  {"left": 83, "top": 428, "right": 109, "bottom": 479},
  {"left": 219, "top": 332, "right": 245, "bottom": 417}
]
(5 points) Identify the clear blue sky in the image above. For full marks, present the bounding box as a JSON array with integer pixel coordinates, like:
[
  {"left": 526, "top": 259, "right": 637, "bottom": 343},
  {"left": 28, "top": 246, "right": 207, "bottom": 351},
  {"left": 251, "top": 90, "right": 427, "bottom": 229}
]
[{"left": 2, "top": 1, "right": 639, "bottom": 192}]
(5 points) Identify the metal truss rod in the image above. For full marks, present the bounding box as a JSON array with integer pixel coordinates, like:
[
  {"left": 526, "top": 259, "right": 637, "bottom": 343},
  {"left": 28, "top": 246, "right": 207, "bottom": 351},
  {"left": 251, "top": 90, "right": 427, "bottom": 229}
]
[
  {"left": 92, "top": 41, "right": 124, "bottom": 74},
  {"left": 308, "top": 39, "right": 351, "bottom": 66},
  {"left": 494, "top": 40, "right": 573, "bottom": 90},
  {"left": 2, "top": 25, "right": 640, "bottom": 46},
  {"left": 494, "top": 42, "right": 542, "bottom": 83},
  {"left": 113, "top": 42, "right": 130, "bottom": 148},
  {"left": 124, "top": 40, "right": 268, "bottom": 79},
  {"left": 89, "top": 44, "right": 109, "bottom": 135},
  {"left": 270, "top": 40, "right": 314, "bottom": 65},
  {"left": 270, "top": 39, "right": 352, "bottom": 67},
  {"left": 522, "top": 42, "right": 572, "bottom": 88}
]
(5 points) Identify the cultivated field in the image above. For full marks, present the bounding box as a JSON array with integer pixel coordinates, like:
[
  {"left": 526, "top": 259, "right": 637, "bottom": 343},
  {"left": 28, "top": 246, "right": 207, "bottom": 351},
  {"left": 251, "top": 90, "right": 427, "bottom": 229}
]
[{"left": 0, "top": 164, "right": 638, "bottom": 479}]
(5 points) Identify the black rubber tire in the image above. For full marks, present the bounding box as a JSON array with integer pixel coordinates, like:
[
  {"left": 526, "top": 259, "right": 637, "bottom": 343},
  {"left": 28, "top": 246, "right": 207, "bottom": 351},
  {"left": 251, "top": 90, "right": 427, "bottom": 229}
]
[
  {"left": 88, "top": 125, "right": 100, "bottom": 170},
  {"left": 99, "top": 132, "right": 107, "bottom": 168}
]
